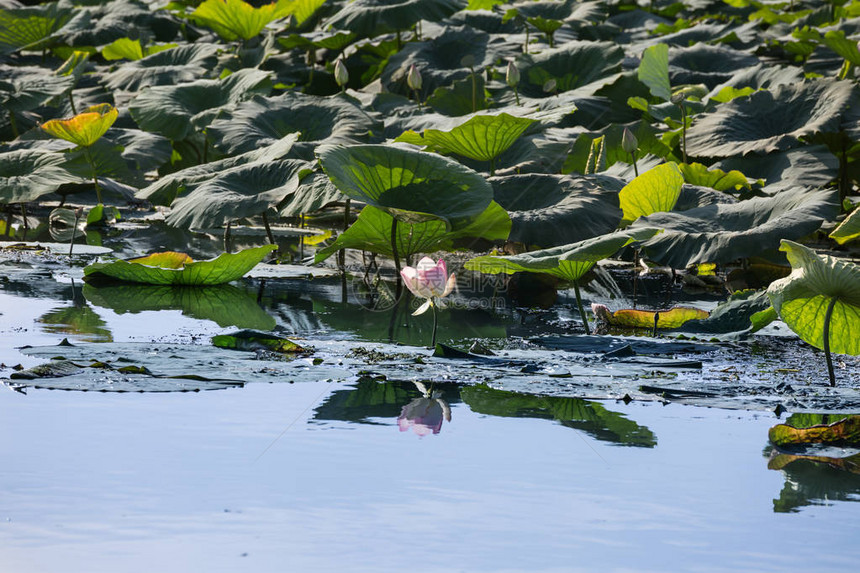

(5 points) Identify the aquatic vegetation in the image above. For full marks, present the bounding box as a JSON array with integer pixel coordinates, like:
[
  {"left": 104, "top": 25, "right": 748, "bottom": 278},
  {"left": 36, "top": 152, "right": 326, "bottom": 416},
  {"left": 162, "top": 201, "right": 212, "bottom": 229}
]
[{"left": 400, "top": 257, "right": 457, "bottom": 347}]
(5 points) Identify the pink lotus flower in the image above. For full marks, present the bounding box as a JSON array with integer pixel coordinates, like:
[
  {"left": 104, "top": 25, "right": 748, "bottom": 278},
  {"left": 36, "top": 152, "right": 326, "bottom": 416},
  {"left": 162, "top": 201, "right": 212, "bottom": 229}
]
[
  {"left": 400, "top": 257, "right": 456, "bottom": 316},
  {"left": 397, "top": 382, "right": 451, "bottom": 437}
]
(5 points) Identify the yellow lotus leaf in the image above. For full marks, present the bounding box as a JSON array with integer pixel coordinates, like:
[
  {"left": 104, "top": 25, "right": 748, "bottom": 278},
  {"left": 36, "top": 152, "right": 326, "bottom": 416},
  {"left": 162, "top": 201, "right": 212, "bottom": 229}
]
[
  {"left": 128, "top": 251, "right": 194, "bottom": 269},
  {"left": 593, "top": 305, "right": 709, "bottom": 329},
  {"left": 41, "top": 103, "right": 118, "bottom": 147}
]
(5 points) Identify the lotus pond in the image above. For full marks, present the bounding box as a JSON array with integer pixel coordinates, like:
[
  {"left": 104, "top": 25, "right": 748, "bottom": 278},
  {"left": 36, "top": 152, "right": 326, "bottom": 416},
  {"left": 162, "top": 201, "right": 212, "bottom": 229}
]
[{"left": 3, "top": 0, "right": 860, "bottom": 571}]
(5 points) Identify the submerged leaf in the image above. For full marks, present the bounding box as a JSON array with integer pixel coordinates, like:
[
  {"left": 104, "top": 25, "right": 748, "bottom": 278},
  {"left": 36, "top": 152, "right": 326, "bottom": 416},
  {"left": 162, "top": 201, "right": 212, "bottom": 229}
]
[
  {"left": 592, "top": 305, "right": 709, "bottom": 329},
  {"left": 83, "top": 245, "right": 277, "bottom": 286},
  {"left": 212, "top": 330, "right": 305, "bottom": 353},
  {"left": 770, "top": 416, "right": 860, "bottom": 447}
]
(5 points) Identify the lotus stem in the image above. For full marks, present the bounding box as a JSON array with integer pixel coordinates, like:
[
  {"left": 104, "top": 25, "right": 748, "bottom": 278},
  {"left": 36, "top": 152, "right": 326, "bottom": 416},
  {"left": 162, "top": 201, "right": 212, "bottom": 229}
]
[
  {"left": 396, "top": 30, "right": 402, "bottom": 50},
  {"left": 68, "top": 91, "right": 77, "bottom": 114},
  {"left": 20, "top": 204, "right": 28, "bottom": 239},
  {"left": 224, "top": 221, "right": 232, "bottom": 253},
  {"left": 525, "top": 28, "right": 529, "bottom": 54},
  {"left": 470, "top": 67, "right": 477, "bottom": 113},
  {"left": 391, "top": 218, "right": 402, "bottom": 299},
  {"left": 262, "top": 211, "right": 275, "bottom": 246},
  {"left": 631, "top": 150, "right": 639, "bottom": 177},
  {"left": 9, "top": 110, "right": 19, "bottom": 138},
  {"left": 679, "top": 102, "right": 688, "bottom": 164},
  {"left": 83, "top": 146, "right": 102, "bottom": 204},
  {"left": 514, "top": 88, "right": 520, "bottom": 106},
  {"left": 652, "top": 312, "right": 660, "bottom": 337},
  {"left": 823, "top": 297, "right": 838, "bottom": 387},
  {"left": 431, "top": 298, "right": 438, "bottom": 348},
  {"left": 633, "top": 249, "right": 639, "bottom": 309},
  {"left": 338, "top": 199, "right": 350, "bottom": 271},
  {"left": 490, "top": 157, "right": 496, "bottom": 176},
  {"left": 573, "top": 280, "right": 591, "bottom": 335}
]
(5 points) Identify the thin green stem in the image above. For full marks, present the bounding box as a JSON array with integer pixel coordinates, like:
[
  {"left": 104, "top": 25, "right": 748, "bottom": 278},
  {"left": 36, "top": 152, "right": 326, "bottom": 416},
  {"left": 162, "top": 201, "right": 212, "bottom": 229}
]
[
  {"left": 68, "top": 91, "right": 77, "bottom": 114},
  {"left": 431, "top": 298, "right": 438, "bottom": 348},
  {"left": 9, "top": 111, "right": 19, "bottom": 138},
  {"left": 470, "top": 67, "right": 477, "bottom": 113},
  {"left": 262, "top": 211, "right": 275, "bottom": 246},
  {"left": 632, "top": 151, "right": 639, "bottom": 177},
  {"left": 391, "top": 218, "right": 402, "bottom": 299},
  {"left": 679, "top": 102, "right": 688, "bottom": 164},
  {"left": 823, "top": 297, "right": 838, "bottom": 387},
  {"left": 652, "top": 312, "right": 660, "bottom": 338},
  {"left": 573, "top": 280, "right": 591, "bottom": 335},
  {"left": 514, "top": 88, "right": 520, "bottom": 106},
  {"left": 83, "top": 146, "right": 102, "bottom": 204},
  {"left": 224, "top": 221, "right": 232, "bottom": 253}
]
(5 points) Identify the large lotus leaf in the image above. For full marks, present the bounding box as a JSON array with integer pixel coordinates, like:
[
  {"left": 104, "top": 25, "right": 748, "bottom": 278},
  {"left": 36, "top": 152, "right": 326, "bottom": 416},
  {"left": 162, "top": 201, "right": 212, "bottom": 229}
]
[
  {"left": 711, "top": 145, "right": 838, "bottom": 194},
  {"left": 325, "top": 0, "right": 466, "bottom": 37},
  {"left": 41, "top": 103, "right": 118, "bottom": 147},
  {"left": 638, "top": 43, "right": 670, "bottom": 102},
  {"left": 101, "top": 38, "right": 178, "bottom": 61},
  {"left": 58, "top": 128, "right": 171, "bottom": 188},
  {"left": 83, "top": 283, "right": 276, "bottom": 330},
  {"left": 0, "top": 148, "right": 83, "bottom": 203},
  {"left": 465, "top": 228, "right": 661, "bottom": 283},
  {"left": 594, "top": 305, "right": 709, "bottom": 329},
  {"left": 137, "top": 134, "right": 300, "bottom": 206},
  {"left": 635, "top": 186, "right": 840, "bottom": 268},
  {"left": 426, "top": 73, "right": 488, "bottom": 116},
  {"left": 509, "top": 0, "right": 584, "bottom": 21},
  {"left": 678, "top": 163, "right": 751, "bottom": 193},
  {"left": 518, "top": 41, "right": 624, "bottom": 97},
  {"left": 0, "top": 67, "right": 75, "bottom": 113},
  {"left": 619, "top": 162, "right": 684, "bottom": 224},
  {"left": 0, "top": 3, "right": 73, "bottom": 54},
  {"left": 317, "top": 144, "right": 493, "bottom": 225},
  {"left": 686, "top": 81, "right": 857, "bottom": 158},
  {"left": 207, "top": 92, "right": 380, "bottom": 157},
  {"left": 395, "top": 113, "right": 537, "bottom": 164},
  {"left": 314, "top": 201, "right": 511, "bottom": 263},
  {"left": 129, "top": 69, "right": 272, "bottom": 141},
  {"left": 165, "top": 158, "right": 312, "bottom": 230},
  {"left": 830, "top": 208, "right": 860, "bottom": 245},
  {"left": 668, "top": 44, "right": 760, "bottom": 89},
  {"left": 770, "top": 416, "right": 860, "bottom": 447},
  {"left": 767, "top": 240, "right": 860, "bottom": 356},
  {"left": 490, "top": 173, "right": 622, "bottom": 247},
  {"left": 381, "top": 26, "right": 517, "bottom": 95},
  {"left": 56, "top": 0, "right": 178, "bottom": 48},
  {"left": 189, "top": 0, "right": 291, "bottom": 41},
  {"left": 84, "top": 245, "right": 277, "bottom": 286},
  {"left": 277, "top": 170, "right": 345, "bottom": 218},
  {"left": 102, "top": 43, "right": 220, "bottom": 92},
  {"left": 103, "top": 127, "right": 172, "bottom": 175}
]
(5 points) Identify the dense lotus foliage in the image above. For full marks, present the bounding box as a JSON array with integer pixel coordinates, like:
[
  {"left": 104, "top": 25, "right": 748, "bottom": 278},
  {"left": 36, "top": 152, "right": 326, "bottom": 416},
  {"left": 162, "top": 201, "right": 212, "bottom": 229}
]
[{"left": 1, "top": 0, "right": 860, "bottom": 371}]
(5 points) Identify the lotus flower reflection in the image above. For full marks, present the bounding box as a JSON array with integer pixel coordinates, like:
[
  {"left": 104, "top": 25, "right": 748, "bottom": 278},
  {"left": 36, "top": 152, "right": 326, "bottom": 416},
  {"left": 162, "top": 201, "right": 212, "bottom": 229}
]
[
  {"left": 400, "top": 257, "right": 456, "bottom": 347},
  {"left": 398, "top": 382, "right": 451, "bottom": 437}
]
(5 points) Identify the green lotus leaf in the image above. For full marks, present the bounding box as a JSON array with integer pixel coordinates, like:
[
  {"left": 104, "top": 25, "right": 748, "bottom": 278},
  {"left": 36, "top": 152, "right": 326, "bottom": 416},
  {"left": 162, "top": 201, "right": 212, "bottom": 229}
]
[
  {"left": 635, "top": 186, "right": 840, "bottom": 268},
  {"left": 678, "top": 162, "right": 751, "bottom": 192},
  {"left": 518, "top": 40, "right": 623, "bottom": 97},
  {"left": 137, "top": 134, "right": 300, "bottom": 206},
  {"left": 830, "top": 208, "right": 860, "bottom": 245},
  {"left": 129, "top": 69, "right": 271, "bottom": 141},
  {"left": 767, "top": 240, "right": 860, "bottom": 356},
  {"left": 638, "top": 43, "right": 670, "bottom": 102},
  {"left": 314, "top": 201, "right": 510, "bottom": 262},
  {"left": 83, "top": 283, "right": 276, "bottom": 330},
  {"left": 278, "top": 30, "right": 356, "bottom": 52},
  {"left": 207, "top": 92, "right": 380, "bottom": 157},
  {"left": 425, "top": 73, "right": 487, "bottom": 116},
  {"left": 0, "top": 148, "right": 83, "bottom": 204},
  {"left": 460, "top": 384, "right": 656, "bottom": 447},
  {"left": 287, "top": 0, "right": 328, "bottom": 26},
  {"left": 325, "top": 0, "right": 466, "bottom": 38},
  {"left": 101, "top": 38, "right": 178, "bottom": 61},
  {"left": 490, "top": 173, "right": 622, "bottom": 247},
  {"left": 41, "top": 103, "right": 118, "bottom": 147},
  {"left": 84, "top": 245, "right": 277, "bottom": 286},
  {"left": 165, "top": 158, "right": 312, "bottom": 230},
  {"left": 711, "top": 146, "right": 837, "bottom": 195},
  {"left": 0, "top": 3, "right": 73, "bottom": 54},
  {"left": 769, "top": 416, "right": 860, "bottom": 447},
  {"left": 467, "top": 0, "right": 503, "bottom": 9},
  {"left": 102, "top": 43, "right": 220, "bottom": 92},
  {"left": 189, "top": 0, "right": 292, "bottom": 41},
  {"left": 686, "top": 81, "right": 857, "bottom": 158},
  {"left": 668, "top": 44, "right": 760, "bottom": 89},
  {"left": 277, "top": 170, "right": 345, "bottom": 218},
  {"left": 618, "top": 162, "right": 684, "bottom": 224},
  {"left": 396, "top": 113, "right": 536, "bottom": 166},
  {"left": 0, "top": 67, "right": 75, "bottom": 116},
  {"left": 822, "top": 31, "right": 860, "bottom": 67},
  {"left": 56, "top": 0, "right": 180, "bottom": 48},
  {"left": 676, "top": 289, "right": 774, "bottom": 336},
  {"left": 317, "top": 144, "right": 493, "bottom": 225},
  {"left": 593, "top": 305, "right": 709, "bottom": 329},
  {"left": 465, "top": 228, "right": 661, "bottom": 283}
]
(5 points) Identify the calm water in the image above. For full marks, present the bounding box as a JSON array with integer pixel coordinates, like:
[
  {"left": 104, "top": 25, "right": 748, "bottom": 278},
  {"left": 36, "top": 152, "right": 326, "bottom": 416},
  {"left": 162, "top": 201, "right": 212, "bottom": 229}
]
[{"left": 1, "top": 251, "right": 859, "bottom": 572}]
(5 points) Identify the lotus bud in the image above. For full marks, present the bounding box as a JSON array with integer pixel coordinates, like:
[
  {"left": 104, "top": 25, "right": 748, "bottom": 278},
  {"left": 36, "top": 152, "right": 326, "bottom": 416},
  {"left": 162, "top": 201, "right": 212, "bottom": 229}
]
[
  {"left": 506, "top": 61, "right": 520, "bottom": 88},
  {"left": 621, "top": 127, "right": 638, "bottom": 154},
  {"left": 460, "top": 54, "right": 475, "bottom": 69},
  {"left": 407, "top": 64, "right": 422, "bottom": 91},
  {"left": 334, "top": 59, "right": 349, "bottom": 87}
]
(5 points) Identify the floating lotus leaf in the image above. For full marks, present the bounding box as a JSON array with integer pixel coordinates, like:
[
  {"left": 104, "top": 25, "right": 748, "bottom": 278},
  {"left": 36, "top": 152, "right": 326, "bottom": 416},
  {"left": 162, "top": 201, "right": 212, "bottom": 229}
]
[
  {"left": 830, "top": 208, "right": 860, "bottom": 245},
  {"left": 41, "top": 103, "right": 117, "bottom": 147},
  {"left": 189, "top": 0, "right": 292, "bottom": 41},
  {"left": 129, "top": 69, "right": 272, "bottom": 141},
  {"left": 317, "top": 144, "right": 493, "bottom": 225},
  {"left": 769, "top": 416, "right": 860, "bottom": 447},
  {"left": 212, "top": 330, "right": 305, "bottom": 353},
  {"left": 0, "top": 148, "right": 83, "bottom": 204},
  {"left": 686, "top": 81, "right": 857, "bottom": 158},
  {"left": 136, "top": 134, "right": 300, "bottom": 206},
  {"left": 0, "top": 3, "right": 72, "bottom": 54},
  {"left": 593, "top": 305, "right": 709, "bottom": 329},
  {"left": 102, "top": 43, "right": 220, "bottom": 92},
  {"left": 635, "top": 186, "right": 840, "bottom": 268},
  {"left": 490, "top": 173, "right": 622, "bottom": 247},
  {"left": 84, "top": 245, "right": 277, "bottom": 286},
  {"left": 767, "top": 240, "right": 860, "bottom": 357},
  {"left": 207, "top": 92, "right": 380, "bottom": 157},
  {"left": 619, "top": 162, "right": 684, "bottom": 224},
  {"left": 83, "top": 283, "right": 276, "bottom": 331},
  {"left": 165, "top": 158, "right": 312, "bottom": 230},
  {"left": 325, "top": 0, "right": 466, "bottom": 38},
  {"left": 465, "top": 228, "right": 660, "bottom": 283},
  {"left": 396, "top": 113, "right": 537, "bottom": 165},
  {"left": 314, "top": 201, "right": 510, "bottom": 263},
  {"left": 518, "top": 41, "right": 623, "bottom": 97}
]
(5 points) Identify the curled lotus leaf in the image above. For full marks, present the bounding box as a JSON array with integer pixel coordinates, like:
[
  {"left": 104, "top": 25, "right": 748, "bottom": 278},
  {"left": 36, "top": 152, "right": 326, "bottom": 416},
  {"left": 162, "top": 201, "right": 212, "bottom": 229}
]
[
  {"left": 41, "top": 103, "right": 118, "bottom": 147},
  {"left": 83, "top": 245, "right": 277, "bottom": 286},
  {"left": 102, "top": 43, "right": 220, "bottom": 92},
  {"left": 518, "top": 40, "right": 623, "bottom": 97},
  {"left": 592, "top": 305, "right": 709, "bottom": 329},
  {"left": 830, "top": 208, "right": 860, "bottom": 245},
  {"left": 325, "top": 0, "right": 467, "bottom": 38},
  {"left": 769, "top": 416, "right": 860, "bottom": 447},
  {"left": 619, "top": 162, "right": 684, "bottom": 224},
  {"left": 0, "top": 148, "right": 83, "bottom": 204}
]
